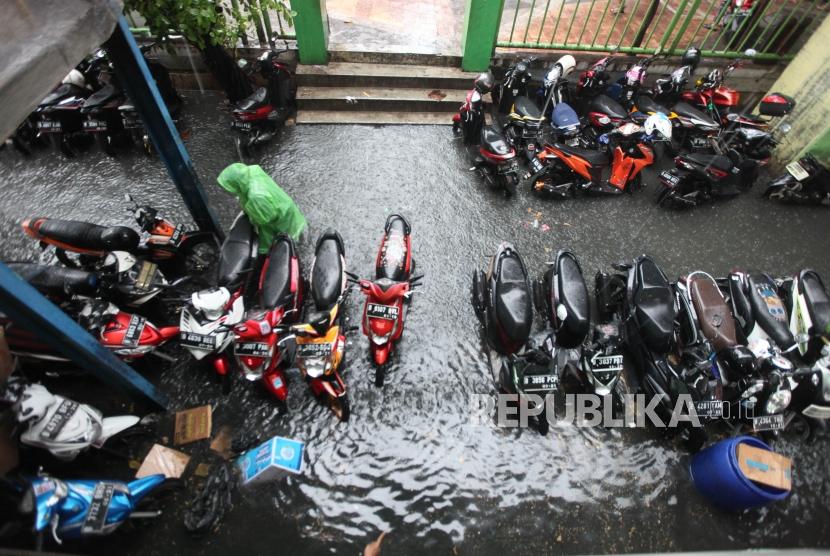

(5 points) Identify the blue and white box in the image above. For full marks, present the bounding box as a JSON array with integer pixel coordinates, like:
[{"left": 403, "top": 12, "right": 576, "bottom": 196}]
[{"left": 236, "top": 436, "right": 305, "bottom": 485}]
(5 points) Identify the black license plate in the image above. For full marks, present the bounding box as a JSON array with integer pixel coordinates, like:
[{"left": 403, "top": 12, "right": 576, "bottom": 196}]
[
  {"left": 366, "top": 303, "right": 399, "bottom": 321},
  {"left": 180, "top": 332, "right": 217, "bottom": 351},
  {"left": 694, "top": 400, "right": 724, "bottom": 418},
  {"left": 298, "top": 342, "right": 330, "bottom": 358},
  {"left": 235, "top": 341, "right": 271, "bottom": 358},
  {"left": 660, "top": 170, "right": 680, "bottom": 186},
  {"left": 122, "top": 118, "right": 142, "bottom": 129},
  {"left": 522, "top": 373, "right": 559, "bottom": 392},
  {"left": 81, "top": 482, "right": 115, "bottom": 535},
  {"left": 37, "top": 120, "right": 61, "bottom": 131},
  {"left": 122, "top": 314, "right": 147, "bottom": 348},
  {"left": 168, "top": 225, "right": 183, "bottom": 247},
  {"left": 40, "top": 400, "right": 79, "bottom": 441},
  {"left": 529, "top": 158, "right": 544, "bottom": 174},
  {"left": 232, "top": 120, "right": 252, "bottom": 131},
  {"left": 752, "top": 413, "right": 785, "bottom": 432},
  {"left": 83, "top": 119, "right": 107, "bottom": 131}
]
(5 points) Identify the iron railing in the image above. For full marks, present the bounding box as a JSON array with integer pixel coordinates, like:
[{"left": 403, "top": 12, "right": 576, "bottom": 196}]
[{"left": 497, "top": 0, "right": 827, "bottom": 60}]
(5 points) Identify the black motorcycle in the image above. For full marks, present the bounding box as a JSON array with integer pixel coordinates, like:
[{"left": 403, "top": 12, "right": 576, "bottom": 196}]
[
  {"left": 473, "top": 126, "right": 520, "bottom": 196},
  {"left": 656, "top": 145, "right": 758, "bottom": 208},
  {"left": 493, "top": 56, "right": 536, "bottom": 115},
  {"left": 453, "top": 71, "right": 495, "bottom": 146},
  {"left": 764, "top": 153, "right": 830, "bottom": 206}
]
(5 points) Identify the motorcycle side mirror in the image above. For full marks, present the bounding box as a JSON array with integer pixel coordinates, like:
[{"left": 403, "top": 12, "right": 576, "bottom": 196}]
[
  {"left": 779, "top": 123, "right": 792, "bottom": 134},
  {"left": 744, "top": 48, "right": 757, "bottom": 58}
]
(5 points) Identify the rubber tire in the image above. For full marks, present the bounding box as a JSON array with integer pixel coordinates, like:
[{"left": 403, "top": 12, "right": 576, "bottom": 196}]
[
  {"left": 682, "top": 425, "right": 707, "bottom": 453},
  {"left": 375, "top": 364, "right": 387, "bottom": 387},
  {"left": 222, "top": 368, "right": 234, "bottom": 395},
  {"left": 331, "top": 394, "right": 350, "bottom": 422},
  {"left": 538, "top": 401, "right": 550, "bottom": 436}
]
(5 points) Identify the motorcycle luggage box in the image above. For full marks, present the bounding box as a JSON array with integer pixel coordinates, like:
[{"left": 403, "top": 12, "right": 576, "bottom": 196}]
[
  {"left": 759, "top": 93, "right": 795, "bottom": 117},
  {"left": 746, "top": 273, "right": 796, "bottom": 350},
  {"left": 544, "top": 250, "right": 589, "bottom": 348},
  {"left": 630, "top": 256, "right": 676, "bottom": 354},
  {"left": 688, "top": 274, "right": 738, "bottom": 351}
]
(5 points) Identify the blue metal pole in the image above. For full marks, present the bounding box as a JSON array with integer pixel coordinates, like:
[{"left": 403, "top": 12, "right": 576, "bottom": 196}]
[
  {"left": 105, "top": 16, "right": 224, "bottom": 241},
  {"left": 0, "top": 263, "right": 168, "bottom": 409}
]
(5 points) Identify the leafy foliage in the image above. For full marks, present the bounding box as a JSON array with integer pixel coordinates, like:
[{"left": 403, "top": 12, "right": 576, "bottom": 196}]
[{"left": 125, "top": 0, "right": 295, "bottom": 49}]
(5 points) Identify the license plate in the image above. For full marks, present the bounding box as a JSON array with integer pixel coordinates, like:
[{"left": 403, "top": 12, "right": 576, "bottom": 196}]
[
  {"left": 37, "top": 120, "right": 61, "bottom": 131},
  {"left": 690, "top": 136, "right": 708, "bottom": 147},
  {"left": 81, "top": 482, "right": 116, "bottom": 535},
  {"left": 83, "top": 119, "right": 107, "bottom": 131},
  {"left": 803, "top": 404, "right": 830, "bottom": 420},
  {"left": 169, "top": 225, "right": 184, "bottom": 247},
  {"left": 235, "top": 341, "right": 271, "bottom": 358},
  {"left": 122, "top": 314, "right": 147, "bottom": 347},
  {"left": 522, "top": 373, "right": 559, "bottom": 392},
  {"left": 122, "top": 118, "right": 142, "bottom": 129},
  {"left": 694, "top": 400, "right": 724, "bottom": 418},
  {"left": 232, "top": 120, "right": 252, "bottom": 131},
  {"left": 752, "top": 413, "right": 785, "bottom": 432},
  {"left": 660, "top": 170, "right": 680, "bottom": 186},
  {"left": 40, "top": 400, "right": 79, "bottom": 441},
  {"left": 786, "top": 160, "right": 809, "bottom": 181},
  {"left": 366, "top": 303, "right": 399, "bottom": 321},
  {"left": 180, "top": 331, "right": 217, "bottom": 351},
  {"left": 135, "top": 261, "right": 158, "bottom": 291},
  {"left": 298, "top": 342, "right": 330, "bottom": 358},
  {"left": 529, "top": 158, "right": 544, "bottom": 174}
]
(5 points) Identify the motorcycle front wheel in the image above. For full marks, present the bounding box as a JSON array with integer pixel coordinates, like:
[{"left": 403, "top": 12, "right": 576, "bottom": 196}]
[
  {"left": 329, "top": 394, "right": 350, "bottom": 422},
  {"left": 499, "top": 172, "right": 518, "bottom": 197}
]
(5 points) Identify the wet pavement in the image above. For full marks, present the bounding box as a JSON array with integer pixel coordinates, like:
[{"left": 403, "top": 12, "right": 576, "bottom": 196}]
[{"left": 1, "top": 91, "right": 830, "bottom": 555}]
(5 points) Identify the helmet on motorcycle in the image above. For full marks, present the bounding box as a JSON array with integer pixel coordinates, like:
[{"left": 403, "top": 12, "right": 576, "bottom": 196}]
[
  {"left": 474, "top": 71, "right": 495, "bottom": 94},
  {"left": 61, "top": 69, "right": 87, "bottom": 89},
  {"left": 681, "top": 46, "right": 701, "bottom": 70},
  {"left": 556, "top": 55, "right": 577, "bottom": 78},
  {"left": 644, "top": 112, "right": 672, "bottom": 140},
  {"left": 703, "top": 68, "right": 722, "bottom": 88},
  {"left": 14, "top": 384, "right": 55, "bottom": 425},
  {"left": 717, "top": 346, "right": 756, "bottom": 381}
]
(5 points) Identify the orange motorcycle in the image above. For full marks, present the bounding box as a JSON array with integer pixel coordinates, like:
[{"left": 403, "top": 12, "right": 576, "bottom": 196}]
[{"left": 526, "top": 113, "right": 671, "bottom": 198}]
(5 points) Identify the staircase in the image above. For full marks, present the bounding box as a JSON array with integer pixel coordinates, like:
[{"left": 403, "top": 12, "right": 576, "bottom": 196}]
[{"left": 294, "top": 53, "right": 483, "bottom": 125}]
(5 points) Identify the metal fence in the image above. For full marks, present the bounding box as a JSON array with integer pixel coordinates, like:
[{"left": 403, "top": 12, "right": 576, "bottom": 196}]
[{"left": 497, "top": 0, "right": 828, "bottom": 60}]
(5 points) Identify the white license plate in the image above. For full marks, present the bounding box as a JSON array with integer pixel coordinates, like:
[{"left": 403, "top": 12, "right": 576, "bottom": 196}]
[
  {"left": 180, "top": 332, "right": 217, "bottom": 351},
  {"left": 37, "top": 120, "right": 61, "bottom": 131},
  {"left": 298, "top": 342, "right": 330, "bottom": 358},
  {"left": 802, "top": 404, "right": 830, "bottom": 420},
  {"left": 235, "top": 341, "right": 271, "bottom": 358},
  {"left": 367, "top": 303, "right": 399, "bottom": 321},
  {"left": 661, "top": 170, "right": 680, "bottom": 186},
  {"left": 232, "top": 120, "right": 252, "bottom": 131},
  {"left": 752, "top": 413, "right": 785, "bottom": 432},
  {"left": 694, "top": 400, "right": 724, "bottom": 418},
  {"left": 522, "top": 373, "right": 559, "bottom": 392},
  {"left": 83, "top": 119, "right": 107, "bottom": 131},
  {"left": 786, "top": 161, "right": 809, "bottom": 181}
]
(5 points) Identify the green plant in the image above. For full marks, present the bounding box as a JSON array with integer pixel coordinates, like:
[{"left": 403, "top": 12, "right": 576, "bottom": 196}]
[{"left": 125, "top": 0, "right": 295, "bottom": 48}]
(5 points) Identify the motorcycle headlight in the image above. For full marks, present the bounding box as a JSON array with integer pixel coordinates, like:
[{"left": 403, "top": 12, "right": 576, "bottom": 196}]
[
  {"left": 305, "top": 358, "right": 326, "bottom": 378},
  {"left": 371, "top": 332, "right": 391, "bottom": 345},
  {"left": 765, "top": 388, "right": 792, "bottom": 415}
]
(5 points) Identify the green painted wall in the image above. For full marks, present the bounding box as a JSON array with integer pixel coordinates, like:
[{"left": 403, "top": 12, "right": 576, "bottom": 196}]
[
  {"left": 462, "top": 0, "right": 505, "bottom": 72},
  {"left": 766, "top": 13, "right": 830, "bottom": 169},
  {"left": 290, "top": 0, "right": 329, "bottom": 65}
]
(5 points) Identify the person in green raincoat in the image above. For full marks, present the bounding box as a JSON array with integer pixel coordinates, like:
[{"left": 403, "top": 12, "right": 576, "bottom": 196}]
[{"left": 216, "top": 163, "right": 307, "bottom": 253}]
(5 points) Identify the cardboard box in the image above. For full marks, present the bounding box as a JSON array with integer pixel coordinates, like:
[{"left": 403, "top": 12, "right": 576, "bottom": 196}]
[
  {"left": 236, "top": 436, "right": 304, "bottom": 485},
  {"left": 737, "top": 442, "right": 792, "bottom": 491},
  {"left": 136, "top": 444, "right": 190, "bottom": 479},
  {"left": 173, "top": 405, "right": 212, "bottom": 446}
]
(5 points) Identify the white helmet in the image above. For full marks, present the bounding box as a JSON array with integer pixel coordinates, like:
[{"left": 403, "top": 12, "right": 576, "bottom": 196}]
[
  {"left": 644, "top": 112, "right": 672, "bottom": 140},
  {"left": 556, "top": 55, "right": 576, "bottom": 77},
  {"left": 61, "top": 69, "right": 86, "bottom": 89}
]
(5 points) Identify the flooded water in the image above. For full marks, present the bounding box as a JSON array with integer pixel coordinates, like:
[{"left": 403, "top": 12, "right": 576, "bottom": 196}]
[{"left": 1, "top": 91, "right": 829, "bottom": 555}]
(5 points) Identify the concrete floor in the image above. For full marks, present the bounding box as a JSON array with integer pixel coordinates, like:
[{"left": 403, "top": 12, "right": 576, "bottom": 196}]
[{"left": 1, "top": 91, "right": 830, "bottom": 555}]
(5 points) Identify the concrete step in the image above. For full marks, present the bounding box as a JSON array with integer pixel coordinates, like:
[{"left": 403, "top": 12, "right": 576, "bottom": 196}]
[
  {"left": 294, "top": 110, "right": 455, "bottom": 125},
  {"left": 295, "top": 62, "right": 478, "bottom": 89},
  {"left": 296, "top": 86, "right": 473, "bottom": 112},
  {"left": 328, "top": 50, "right": 463, "bottom": 67}
]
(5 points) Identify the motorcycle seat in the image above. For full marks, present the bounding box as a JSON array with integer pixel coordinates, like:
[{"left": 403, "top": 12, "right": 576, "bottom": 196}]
[
  {"left": 512, "top": 96, "right": 542, "bottom": 120},
  {"left": 39, "top": 84, "right": 88, "bottom": 108},
  {"left": 494, "top": 254, "right": 532, "bottom": 346},
  {"left": 480, "top": 126, "right": 514, "bottom": 156},
  {"left": 260, "top": 235, "right": 295, "bottom": 309},
  {"left": 589, "top": 94, "right": 629, "bottom": 120},
  {"left": 746, "top": 273, "right": 795, "bottom": 350},
  {"left": 377, "top": 215, "right": 410, "bottom": 282},
  {"left": 235, "top": 87, "right": 270, "bottom": 112},
  {"left": 551, "top": 251, "right": 590, "bottom": 348},
  {"left": 217, "top": 213, "right": 257, "bottom": 291},
  {"left": 25, "top": 218, "right": 140, "bottom": 253},
  {"left": 635, "top": 95, "right": 671, "bottom": 116},
  {"left": 672, "top": 101, "right": 716, "bottom": 124},
  {"left": 632, "top": 257, "right": 675, "bottom": 353},
  {"left": 684, "top": 152, "right": 734, "bottom": 173},
  {"left": 799, "top": 270, "right": 830, "bottom": 337},
  {"left": 81, "top": 84, "right": 121, "bottom": 112},
  {"left": 688, "top": 274, "right": 737, "bottom": 351},
  {"left": 553, "top": 143, "right": 609, "bottom": 167},
  {"left": 311, "top": 229, "right": 345, "bottom": 310},
  {"left": 9, "top": 262, "right": 101, "bottom": 297}
]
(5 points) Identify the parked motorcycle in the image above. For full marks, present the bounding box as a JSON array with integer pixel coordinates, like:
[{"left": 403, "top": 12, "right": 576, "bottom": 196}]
[
  {"left": 289, "top": 230, "right": 351, "bottom": 421},
  {"left": 233, "top": 233, "right": 303, "bottom": 406},
  {"left": 537, "top": 56, "right": 583, "bottom": 146},
  {"left": 474, "top": 126, "right": 521, "bottom": 196},
  {"left": 493, "top": 56, "right": 536, "bottom": 115},
  {"left": 232, "top": 50, "right": 295, "bottom": 159},
  {"left": 179, "top": 213, "right": 257, "bottom": 392},
  {"left": 528, "top": 113, "right": 671, "bottom": 197},
  {"left": 453, "top": 71, "right": 495, "bottom": 146},
  {"left": 764, "top": 153, "right": 830, "bottom": 205},
  {"left": 351, "top": 215, "right": 422, "bottom": 386}
]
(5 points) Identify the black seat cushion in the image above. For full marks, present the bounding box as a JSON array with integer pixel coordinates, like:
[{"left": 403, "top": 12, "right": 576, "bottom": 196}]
[
  {"left": 636, "top": 95, "right": 670, "bottom": 115},
  {"left": 235, "top": 87, "right": 269, "bottom": 112},
  {"left": 217, "top": 213, "right": 256, "bottom": 290},
  {"left": 513, "top": 96, "right": 542, "bottom": 119},
  {"left": 260, "top": 236, "right": 294, "bottom": 309},
  {"left": 554, "top": 252, "right": 590, "bottom": 348},
  {"left": 376, "top": 215, "right": 410, "bottom": 282},
  {"left": 82, "top": 84, "right": 121, "bottom": 111},
  {"left": 311, "top": 229, "right": 345, "bottom": 310},
  {"left": 9, "top": 262, "right": 100, "bottom": 297},
  {"left": 40, "top": 84, "right": 89, "bottom": 108},
  {"left": 632, "top": 257, "right": 675, "bottom": 353},
  {"left": 494, "top": 254, "right": 532, "bottom": 345},
  {"left": 33, "top": 219, "right": 139, "bottom": 253},
  {"left": 746, "top": 273, "right": 795, "bottom": 350},
  {"left": 672, "top": 101, "right": 715, "bottom": 124},
  {"left": 480, "top": 126, "right": 513, "bottom": 156},
  {"left": 553, "top": 143, "right": 609, "bottom": 166},
  {"left": 800, "top": 270, "right": 830, "bottom": 337},
  {"left": 685, "top": 152, "right": 734, "bottom": 173},
  {"left": 590, "top": 94, "right": 629, "bottom": 120}
]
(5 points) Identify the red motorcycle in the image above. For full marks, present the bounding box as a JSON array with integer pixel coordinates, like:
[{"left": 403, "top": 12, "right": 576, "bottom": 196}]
[
  {"left": 350, "top": 215, "right": 422, "bottom": 386},
  {"left": 233, "top": 234, "right": 304, "bottom": 408}
]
